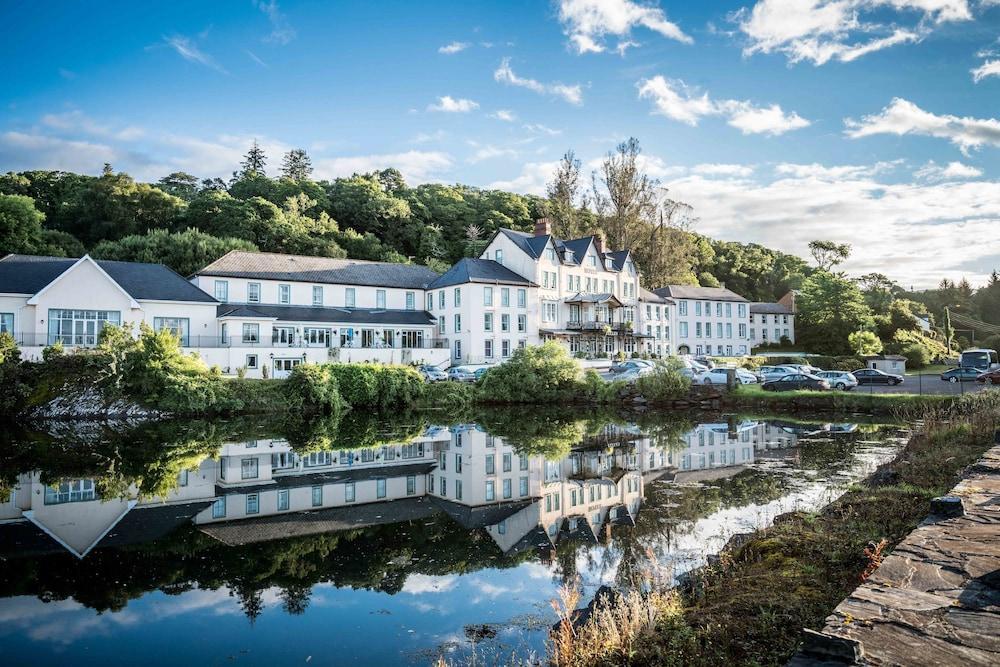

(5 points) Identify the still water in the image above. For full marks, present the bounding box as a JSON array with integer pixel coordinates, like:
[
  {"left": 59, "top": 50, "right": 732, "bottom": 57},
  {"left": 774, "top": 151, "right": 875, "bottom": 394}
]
[{"left": 0, "top": 409, "right": 906, "bottom": 665}]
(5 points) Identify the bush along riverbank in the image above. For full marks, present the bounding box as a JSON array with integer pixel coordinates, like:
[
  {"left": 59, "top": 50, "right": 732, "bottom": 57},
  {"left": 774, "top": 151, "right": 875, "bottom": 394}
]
[
  {"left": 550, "top": 391, "right": 1000, "bottom": 666},
  {"left": 0, "top": 327, "right": 421, "bottom": 420},
  {"left": 726, "top": 383, "right": 958, "bottom": 418}
]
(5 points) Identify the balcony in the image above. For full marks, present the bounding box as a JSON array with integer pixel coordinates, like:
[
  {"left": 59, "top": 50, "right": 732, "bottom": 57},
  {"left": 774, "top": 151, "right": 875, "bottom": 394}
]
[
  {"left": 5, "top": 332, "right": 448, "bottom": 351},
  {"left": 565, "top": 321, "right": 638, "bottom": 335}
]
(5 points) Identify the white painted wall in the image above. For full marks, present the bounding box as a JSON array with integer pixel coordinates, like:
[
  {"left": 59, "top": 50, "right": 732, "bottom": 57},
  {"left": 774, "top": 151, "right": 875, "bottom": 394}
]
[{"left": 673, "top": 298, "right": 751, "bottom": 356}]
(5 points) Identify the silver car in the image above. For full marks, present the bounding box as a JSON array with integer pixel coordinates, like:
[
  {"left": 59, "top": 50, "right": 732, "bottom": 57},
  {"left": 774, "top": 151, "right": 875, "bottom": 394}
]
[
  {"left": 816, "top": 370, "right": 858, "bottom": 391},
  {"left": 447, "top": 366, "right": 477, "bottom": 382}
]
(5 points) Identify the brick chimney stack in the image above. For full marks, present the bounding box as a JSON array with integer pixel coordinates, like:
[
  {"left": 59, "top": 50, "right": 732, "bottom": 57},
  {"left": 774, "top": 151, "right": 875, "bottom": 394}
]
[
  {"left": 534, "top": 217, "right": 552, "bottom": 237},
  {"left": 593, "top": 229, "right": 606, "bottom": 255}
]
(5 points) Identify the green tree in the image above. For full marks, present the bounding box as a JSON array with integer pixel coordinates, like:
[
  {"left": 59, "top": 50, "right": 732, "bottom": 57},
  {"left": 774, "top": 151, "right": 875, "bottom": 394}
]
[
  {"left": 280, "top": 149, "right": 313, "bottom": 180},
  {"left": 808, "top": 240, "right": 851, "bottom": 271},
  {"left": 848, "top": 330, "right": 883, "bottom": 356},
  {"left": 797, "top": 272, "right": 874, "bottom": 355},
  {"left": 239, "top": 139, "right": 267, "bottom": 178},
  {"left": 156, "top": 172, "right": 201, "bottom": 201},
  {"left": 0, "top": 193, "right": 47, "bottom": 255},
  {"left": 91, "top": 228, "right": 258, "bottom": 276},
  {"left": 545, "top": 150, "right": 588, "bottom": 239}
]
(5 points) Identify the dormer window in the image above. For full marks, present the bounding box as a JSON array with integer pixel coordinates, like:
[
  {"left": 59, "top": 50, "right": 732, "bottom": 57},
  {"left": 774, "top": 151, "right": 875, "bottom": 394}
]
[
  {"left": 545, "top": 248, "right": 556, "bottom": 261},
  {"left": 588, "top": 255, "right": 597, "bottom": 268},
  {"left": 604, "top": 257, "right": 613, "bottom": 270},
  {"left": 565, "top": 250, "right": 574, "bottom": 262},
  {"left": 495, "top": 249, "right": 503, "bottom": 264}
]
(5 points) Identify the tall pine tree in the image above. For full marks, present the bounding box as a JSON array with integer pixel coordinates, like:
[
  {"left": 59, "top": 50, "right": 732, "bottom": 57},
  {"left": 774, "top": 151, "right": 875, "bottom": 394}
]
[
  {"left": 239, "top": 140, "right": 268, "bottom": 178},
  {"left": 280, "top": 149, "right": 313, "bottom": 180}
]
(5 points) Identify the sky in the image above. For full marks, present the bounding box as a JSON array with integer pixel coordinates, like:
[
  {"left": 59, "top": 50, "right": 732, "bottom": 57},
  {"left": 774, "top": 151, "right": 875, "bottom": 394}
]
[{"left": 1, "top": 0, "right": 999, "bottom": 289}]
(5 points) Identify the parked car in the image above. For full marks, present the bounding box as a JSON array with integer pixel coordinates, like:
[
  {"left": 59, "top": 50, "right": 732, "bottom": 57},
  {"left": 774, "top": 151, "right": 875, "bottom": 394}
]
[
  {"left": 418, "top": 365, "right": 447, "bottom": 382},
  {"left": 698, "top": 368, "right": 758, "bottom": 385},
  {"left": 762, "top": 373, "right": 830, "bottom": 392},
  {"left": 852, "top": 368, "right": 904, "bottom": 386},
  {"left": 757, "top": 365, "right": 801, "bottom": 382},
  {"left": 615, "top": 366, "right": 654, "bottom": 383},
  {"left": 940, "top": 367, "right": 981, "bottom": 383},
  {"left": 610, "top": 359, "right": 654, "bottom": 375},
  {"left": 816, "top": 370, "right": 858, "bottom": 391},
  {"left": 976, "top": 369, "right": 1000, "bottom": 385},
  {"left": 693, "top": 356, "right": 716, "bottom": 370},
  {"left": 788, "top": 363, "right": 823, "bottom": 375},
  {"left": 447, "top": 366, "right": 477, "bottom": 382},
  {"left": 474, "top": 367, "right": 492, "bottom": 381}
]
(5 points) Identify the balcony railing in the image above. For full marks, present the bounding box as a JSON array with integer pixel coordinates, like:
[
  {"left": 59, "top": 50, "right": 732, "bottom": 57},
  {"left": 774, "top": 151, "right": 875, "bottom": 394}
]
[
  {"left": 565, "top": 321, "right": 636, "bottom": 334},
  {"left": 5, "top": 332, "right": 448, "bottom": 351}
]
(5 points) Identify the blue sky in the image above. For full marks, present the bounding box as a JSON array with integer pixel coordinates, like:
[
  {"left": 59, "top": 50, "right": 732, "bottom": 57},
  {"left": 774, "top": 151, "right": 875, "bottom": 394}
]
[{"left": 1, "top": 0, "right": 999, "bottom": 288}]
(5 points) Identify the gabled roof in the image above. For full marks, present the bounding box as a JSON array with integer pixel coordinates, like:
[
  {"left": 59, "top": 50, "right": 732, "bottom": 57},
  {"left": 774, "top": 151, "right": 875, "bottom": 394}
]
[
  {"left": 653, "top": 285, "right": 749, "bottom": 303},
  {"left": 750, "top": 302, "right": 793, "bottom": 315},
  {"left": 605, "top": 250, "right": 631, "bottom": 272},
  {"left": 216, "top": 303, "right": 435, "bottom": 326},
  {"left": 0, "top": 254, "right": 217, "bottom": 303},
  {"left": 565, "top": 292, "right": 623, "bottom": 306},
  {"left": 639, "top": 287, "right": 672, "bottom": 304},
  {"left": 427, "top": 258, "right": 534, "bottom": 290},
  {"left": 498, "top": 228, "right": 551, "bottom": 259},
  {"left": 195, "top": 250, "right": 441, "bottom": 290},
  {"left": 559, "top": 236, "right": 595, "bottom": 264}
]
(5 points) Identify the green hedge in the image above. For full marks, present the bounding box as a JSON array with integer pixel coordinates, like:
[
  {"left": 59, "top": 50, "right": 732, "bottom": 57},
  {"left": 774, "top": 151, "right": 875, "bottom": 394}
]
[{"left": 324, "top": 363, "right": 424, "bottom": 408}]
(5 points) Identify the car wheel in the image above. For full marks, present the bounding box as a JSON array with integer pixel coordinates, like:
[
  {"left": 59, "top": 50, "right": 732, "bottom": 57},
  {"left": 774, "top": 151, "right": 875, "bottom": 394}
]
[
  {"left": 949, "top": 377, "right": 958, "bottom": 384},
  {"left": 703, "top": 378, "right": 713, "bottom": 385},
  {"left": 835, "top": 382, "right": 846, "bottom": 390},
  {"left": 894, "top": 379, "right": 902, "bottom": 386}
]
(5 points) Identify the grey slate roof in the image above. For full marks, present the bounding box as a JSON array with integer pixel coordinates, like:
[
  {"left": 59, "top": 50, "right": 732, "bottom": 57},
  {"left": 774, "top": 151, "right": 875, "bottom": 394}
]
[
  {"left": 427, "top": 258, "right": 534, "bottom": 290},
  {"left": 565, "top": 292, "right": 621, "bottom": 305},
  {"left": 217, "top": 461, "right": 436, "bottom": 496},
  {"left": 195, "top": 250, "right": 441, "bottom": 289},
  {"left": 750, "top": 302, "right": 793, "bottom": 315},
  {"left": 98, "top": 501, "right": 213, "bottom": 549},
  {"left": 498, "top": 229, "right": 631, "bottom": 271},
  {"left": 653, "top": 285, "right": 749, "bottom": 302},
  {"left": 639, "top": 287, "right": 672, "bottom": 304},
  {"left": 0, "top": 254, "right": 217, "bottom": 302},
  {"left": 605, "top": 250, "right": 630, "bottom": 272},
  {"left": 499, "top": 228, "right": 551, "bottom": 259},
  {"left": 216, "top": 303, "right": 436, "bottom": 326},
  {"left": 431, "top": 498, "right": 535, "bottom": 529}
]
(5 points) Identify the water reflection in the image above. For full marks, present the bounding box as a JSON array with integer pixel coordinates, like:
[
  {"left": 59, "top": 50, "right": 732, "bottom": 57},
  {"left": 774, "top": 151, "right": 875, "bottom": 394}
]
[{"left": 0, "top": 410, "right": 904, "bottom": 665}]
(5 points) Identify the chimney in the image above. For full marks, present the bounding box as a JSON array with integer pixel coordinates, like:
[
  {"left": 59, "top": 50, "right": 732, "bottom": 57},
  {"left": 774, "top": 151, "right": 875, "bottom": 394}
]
[
  {"left": 593, "top": 229, "right": 606, "bottom": 255},
  {"left": 534, "top": 217, "right": 552, "bottom": 237}
]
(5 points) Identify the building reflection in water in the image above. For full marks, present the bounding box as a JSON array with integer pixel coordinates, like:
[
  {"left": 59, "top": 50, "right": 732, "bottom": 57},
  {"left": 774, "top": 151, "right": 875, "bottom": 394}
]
[{"left": 0, "top": 418, "right": 847, "bottom": 562}]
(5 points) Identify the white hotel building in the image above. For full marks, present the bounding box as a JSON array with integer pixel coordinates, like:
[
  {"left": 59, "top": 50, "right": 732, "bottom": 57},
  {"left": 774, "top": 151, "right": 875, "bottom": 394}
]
[{"left": 1, "top": 220, "right": 770, "bottom": 373}]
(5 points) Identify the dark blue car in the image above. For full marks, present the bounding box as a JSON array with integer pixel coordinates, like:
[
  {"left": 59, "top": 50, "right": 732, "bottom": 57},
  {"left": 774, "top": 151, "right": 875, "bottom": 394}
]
[{"left": 940, "top": 367, "right": 981, "bottom": 383}]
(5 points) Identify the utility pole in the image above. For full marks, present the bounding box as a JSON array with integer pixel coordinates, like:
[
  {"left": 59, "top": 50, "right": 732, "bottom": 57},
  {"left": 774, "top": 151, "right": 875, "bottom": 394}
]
[{"left": 944, "top": 307, "right": 953, "bottom": 356}]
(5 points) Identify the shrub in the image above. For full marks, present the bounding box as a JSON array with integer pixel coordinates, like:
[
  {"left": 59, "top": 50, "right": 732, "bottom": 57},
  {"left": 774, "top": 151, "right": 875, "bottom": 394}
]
[
  {"left": 284, "top": 363, "right": 343, "bottom": 414},
  {"left": 635, "top": 358, "right": 691, "bottom": 403},
  {"left": 477, "top": 341, "right": 584, "bottom": 403},
  {"left": 372, "top": 364, "right": 425, "bottom": 409},
  {"left": 901, "top": 342, "right": 930, "bottom": 369},
  {"left": 324, "top": 363, "right": 424, "bottom": 408},
  {"left": 582, "top": 368, "right": 624, "bottom": 403},
  {"left": 325, "top": 363, "right": 379, "bottom": 406},
  {"left": 0, "top": 332, "right": 27, "bottom": 415},
  {"left": 41, "top": 340, "right": 63, "bottom": 362}
]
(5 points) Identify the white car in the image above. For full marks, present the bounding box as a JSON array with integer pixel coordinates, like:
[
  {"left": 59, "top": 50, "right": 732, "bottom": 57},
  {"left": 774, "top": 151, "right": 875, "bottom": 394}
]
[
  {"left": 757, "top": 365, "right": 801, "bottom": 382},
  {"left": 615, "top": 366, "right": 654, "bottom": 383},
  {"left": 698, "top": 368, "right": 758, "bottom": 385},
  {"left": 815, "top": 370, "right": 858, "bottom": 391}
]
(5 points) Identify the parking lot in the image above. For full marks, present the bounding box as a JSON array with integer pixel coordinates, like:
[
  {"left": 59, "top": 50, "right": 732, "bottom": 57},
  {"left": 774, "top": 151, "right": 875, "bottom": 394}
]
[{"left": 857, "top": 374, "right": 994, "bottom": 396}]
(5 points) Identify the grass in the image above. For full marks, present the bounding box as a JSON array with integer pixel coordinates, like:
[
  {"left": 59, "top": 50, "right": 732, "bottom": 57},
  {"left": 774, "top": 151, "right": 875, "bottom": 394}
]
[
  {"left": 728, "top": 383, "right": 956, "bottom": 418},
  {"left": 572, "top": 392, "right": 1000, "bottom": 666}
]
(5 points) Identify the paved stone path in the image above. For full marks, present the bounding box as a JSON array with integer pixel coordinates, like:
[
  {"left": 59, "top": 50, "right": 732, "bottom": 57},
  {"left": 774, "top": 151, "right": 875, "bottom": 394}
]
[{"left": 789, "top": 443, "right": 1000, "bottom": 666}]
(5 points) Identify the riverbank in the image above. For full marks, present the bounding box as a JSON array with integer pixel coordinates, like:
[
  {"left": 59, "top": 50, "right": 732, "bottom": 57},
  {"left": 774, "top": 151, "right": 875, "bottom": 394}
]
[
  {"left": 725, "top": 384, "right": 957, "bottom": 418},
  {"left": 557, "top": 392, "right": 1000, "bottom": 666}
]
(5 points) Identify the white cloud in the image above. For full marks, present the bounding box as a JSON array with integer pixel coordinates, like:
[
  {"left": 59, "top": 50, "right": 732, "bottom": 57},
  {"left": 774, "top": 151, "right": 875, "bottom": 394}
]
[
  {"left": 401, "top": 574, "right": 459, "bottom": 594},
  {"left": 427, "top": 96, "right": 480, "bottom": 113},
  {"left": 467, "top": 143, "right": 519, "bottom": 163},
  {"left": 557, "top": 0, "right": 692, "bottom": 54},
  {"left": 162, "top": 35, "right": 227, "bottom": 73},
  {"left": 254, "top": 0, "right": 296, "bottom": 45},
  {"left": 972, "top": 59, "right": 1000, "bottom": 82},
  {"left": 410, "top": 129, "right": 447, "bottom": 144},
  {"left": 737, "top": 0, "right": 971, "bottom": 66},
  {"left": 490, "top": 109, "right": 517, "bottom": 121},
  {"left": 313, "top": 150, "right": 453, "bottom": 184},
  {"left": 844, "top": 97, "right": 1000, "bottom": 154},
  {"left": 914, "top": 160, "right": 983, "bottom": 180},
  {"left": 0, "top": 131, "right": 120, "bottom": 174},
  {"left": 523, "top": 122, "right": 562, "bottom": 135},
  {"left": 487, "top": 160, "right": 562, "bottom": 195},
  {"left": 493, "top": 58, "right": 583, "bottom": 105},
  {"left": 665, "top": 162, "right": 1000, "bottom": 288},
  {"left": 245, "top": 50, "right": 268, "bottom": 67},
  {"left": 438, "top": 41, "right": 470, "bottom": 54},
  {"left": 693, "top": 163, "right": 755, "bottom": 177},
  {"left": 637, "top": 76, "right": 810, "bottom": 135},
  {"left": 41, "top": 110, "right": 145, "bottom": 141}
]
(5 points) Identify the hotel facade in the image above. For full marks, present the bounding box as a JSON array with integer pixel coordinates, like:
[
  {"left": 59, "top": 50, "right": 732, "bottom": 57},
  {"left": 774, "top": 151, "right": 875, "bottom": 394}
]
[{"left": 0, "top": 219, "right": 772, "bottom": 375}]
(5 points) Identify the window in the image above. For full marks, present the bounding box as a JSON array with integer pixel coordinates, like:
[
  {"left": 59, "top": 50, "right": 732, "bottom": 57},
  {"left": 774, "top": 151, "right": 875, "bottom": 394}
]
[
  {"left": 427, "top": 293, "right": 433, "bottom": 310},
  {"left": 695, "top": 322, "right": 702, "bottom": 337},
  {"left": 43, "top": 479, "right": 96, "bottom": 504},
  {"left": 48, "top": 309, "right": 120, "bottom": 347},
  {"left": 214, "top": 280, "right": 229, "bottom": 302},
  {"left": 501, "top": 314, "right": 510, "bottom": 332},
  {"left": 405, "top": 291, "right": 414, "bottom": 310},
  {"left": 212, "top": 496, "right": 226, "bottom": 518},
  {"left": 485, "top": 480, "right": 495, "bottom": 501},
  {"left": 454, "top": 314, "right": 461, "bottom": 333},
  {"left": 716, "top": 323, "right": 723, "bottom": 338},
  {"left": 245, "top": 354, "right": 258, "bottom": 369},
  {"left": 519, "top": 454, "right": 528, "bottom": 471},
  {"left": 503, "top": 453, "right": 512, "bottom": 472},
  {"left": 438, "top": 318, "right": 445, "bottom": 335},
  {"left": 279, "top": 284, "right": 291, "bottom": 304},
  {"left": 495, "top": 249, "right": 503, "bottom": 263},
  {"left": 726, "top": 303, "right": 732, "bottom": 317},
  {"left": 179, "top": 469, "right": 189, "bottom": 487},
  {"left": 738, "top": 303, "right": 747, "bottom": 317},
  {"left": 373, "top": 289, "right": 385, "bottom": 309},
  {"left": 454, "top": 340, "right": 462, "bottom": 359},
  {"left": 484, "top": 312, "right": 493, "bottom": 331},
  {"left": 454, "top": 288, "right": 461, "bottom": 307},
  {"left": 428, "top": 475, "right": 434, "bottom": 493},
  {"left": 738, "top": 324, "right": 747, "bottom": 338},
  {"left": 346, "top": 288, "right": 356, "bottom": 307},
  {"left": 304, "top": 328, "right": 331, "bottom": 347},
  {"left": 502, "top": 339, "right": 510, "bottom": 357},
  {"left": 247, "top": 282, "right": 261, "bottom": 303},
  {"left": 277, "top": 489, "right": 289, "bottom": 511},
  {"left": 241, "top": 458, "right": 258, "bottom": 480},
  {"left": 153, "top": 317, "right": 190, "bottom": 346},
  {"left": 312, "top": 485, "right": 323, "bottom": 506},
  {"left": 716, "top": 302, "right": 723, "bottom": 317},
  {"left": 543, "top": 301, "right": 557, "bottom": 322},
  {"left": 679, "top": 300, "right": 688, "bottom": 316},
  {"left": 455, "top": 479, "right": 463, "bottom": 500},
  {"left": 486, "top": 454, "right": 495, "bottom": 474},
  {"left": 407, "top": 475, "right": 416, "bottom": 495},
  {"left": 517, "top": 289, "right": 526, "bottom": 308},
  {"left": 503, "top": 478, "right": 512, "bottom": 499},
  {"left": 501, "top": 288, "right": 510, "bottom": 307},
  {"left": 726, "top": 323, "right": 733, "bottom": 338},
  {"left": 438, "top": 476, "right": 447, "bottom": 497},
  {"left": 455, "top": 453, "right": 463, "bottom": 472},
  {"left": 517, "top": 314, "right": 526, "bottom": 332},
  {"left": 439, "top": 290, "right": 445, "bottom": 308},
  {"left": 484, "top": 286, "right": 493, "bottom": 306},
  {"left": 246, "top": 494, "right": 259, "bottom": 515},
  {"left": 520, "top": 476, "right": 529, "bottom": 497},
  {"left": 377, "top": 478, "right": 387, "bottom": 498},
  {"left": 400, "top": 330, "right": 423, "bottom": 348},
  {"left": 695, "top": 301, "right": 702, "bottom": 316},
  {"left": 345, "top": 482, "right": 355, "bottom": 503},
  {"left": 311, "top": 285, "right": 323, "bottom": 306},
  {"left": 546, "top": 248, "right": 556, "bottom": 260}
]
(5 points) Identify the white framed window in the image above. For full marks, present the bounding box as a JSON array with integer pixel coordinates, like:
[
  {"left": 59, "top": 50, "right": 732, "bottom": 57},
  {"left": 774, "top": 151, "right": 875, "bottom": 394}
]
[
  {"left": 454, "top": 340, "right": 462, "bottom": 359},
  {"left": 520, "top": 476, "right": 528, "bottom": 496},
  {"left": 454, "top": 288, "right": 461, "bottom": 307},
  {"left": 346, "top": 288, "right": 356, "bottom": 308},
  {"left": 439, "top": 290, "right": 445, "bottom": 308},
  {"left": 517, "top": 289, "right": 526, "bottom": 307},
  {"left": 279, "top": 284, "right": 291, "bottom": 304},
  {"left": 406, "top": 475, "right": 416, "bottom": 495},
  {"left": 214, "top": 280, "right": 229, "bottom": 302},
  {"left": 212, "top": 496, "right": 226, "bottom": 518},
  {"left": 277, "top": 489, "right": 289, "bottom": 511},
  {"left": 456, "top": 479, "right": 463, "bottom": 500},
  {"left": 247, "top": 282, "right": 260, "bottom": 303},
  {"left": 484, "top": 313, "right": 493, "bottom": 331},
  {"left": 246, "top": 494, "right": 259, "bottom": 515},
  {"left": 485, "top": 339, "right": 493, "bottom": 358},
  {"left": 495, "top": 249, "right": 503, "bottom": 263},
  {"left": 439, "top": 476, "right": 447, "bottom": 497},
  {"left": 517, "top": 314, "right": 526, "bottom": 332},
  {"left": 501, "top": 288, "right": 509, "bottom": 307},
  {"left": 484, "top": 286, "right": 493, "bottom": 306},
  {"left": 376, "top": 289, "right": 386, "bottom": 309},
  {"left": 454, "top": 314, "right": 461, "bottom": 333},
  {"left": 313, "top": 285, "right": 324, "bottom": 306},
  {"left": 153, "top": 317, "right": 190, "bottom": 345},
  {"left": 376, "top": 478, "right": 387, "bottom": 498},
  {"left": 241, "top": 458, "right": 258, "bottom": 480},
  {"left": 679, "top": 300, "right": 688, "bottom": 316},
  {"left": 502, "top": 339, "right": 510, "bottom": 357},
  {"left": 405, "top": 291, "right": 415, "bottom": 310},
  {"left": 438, "top": 318, "right": 445, "bottom": 334},
  {"left": 427, "top": 293, "right": 433, "bottom": 310},
  {"left": 345, "top": 482, "right": 355, "bottom": 503},
  {"left": 312, "top": 485, "right": 323, "bottom": 507},
  {"left": 485, "top": 480, "right": 495, "bottom": 501},
  {"left": 501, "top": 314, "right": 510, "bottom": 332},
  {"left": 503, "top": 479, "right": 512, "bottom": 499}
]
